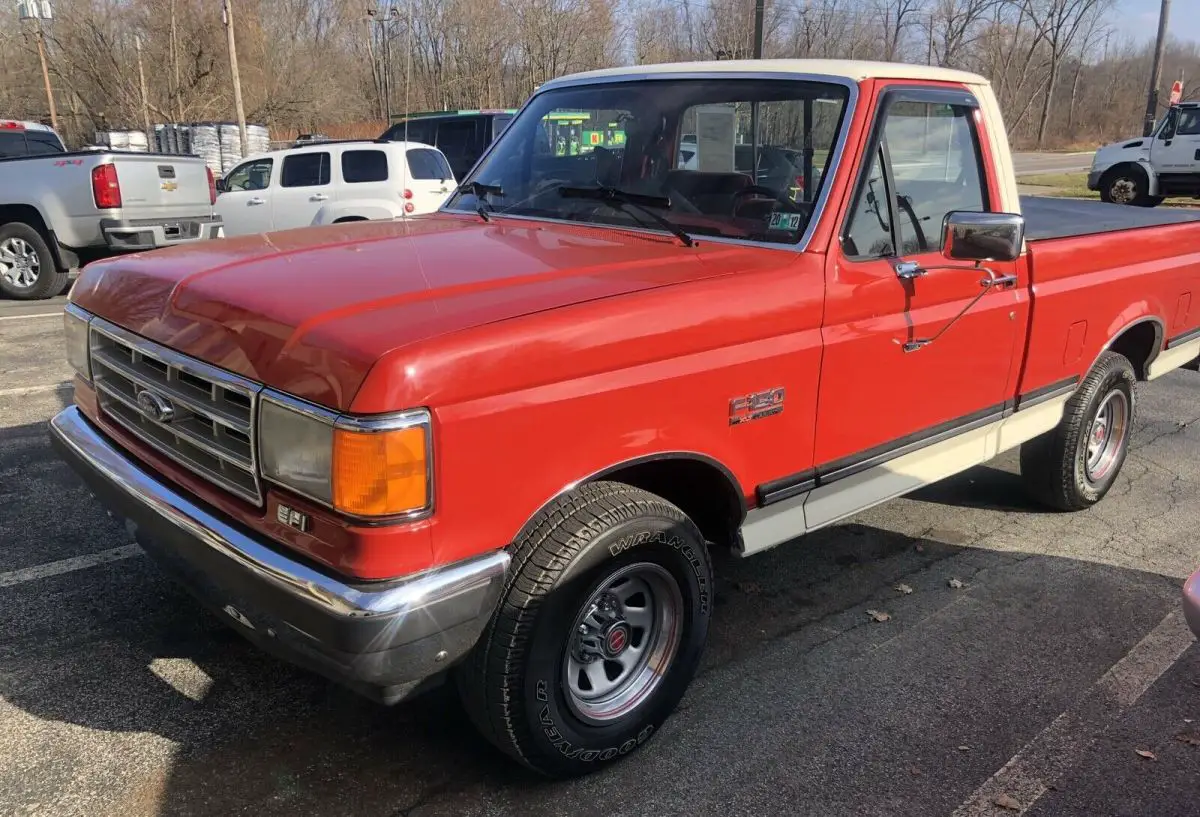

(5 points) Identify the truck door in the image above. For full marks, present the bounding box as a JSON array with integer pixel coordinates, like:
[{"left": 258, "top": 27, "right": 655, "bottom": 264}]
[
  {"left": 1150, "top": 106, "right": 1200, "bottom": 173},
  {"left": 811, "top": 86, "right": 1022, "bottom": 521},
  {"left": 272, "top": 150, "right": 333, "bottom": 231},
  {"left": 215, "top": 157, "right": 275, "bottom": 237}
]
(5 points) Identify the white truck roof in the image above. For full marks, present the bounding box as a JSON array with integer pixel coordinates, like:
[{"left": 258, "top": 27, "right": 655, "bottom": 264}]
[{"left": 541, "top": 59, "right": 989, "bottom": 90}]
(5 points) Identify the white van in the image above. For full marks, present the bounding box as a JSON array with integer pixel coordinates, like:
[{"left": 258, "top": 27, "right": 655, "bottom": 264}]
[{"left": 214, "top": 140, "right": 456, "bottom": 236}]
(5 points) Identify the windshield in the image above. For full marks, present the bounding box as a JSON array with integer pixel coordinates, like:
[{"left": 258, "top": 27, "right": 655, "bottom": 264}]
[{"left": 444, "top": 77, "right": 850, "bottom": 246}]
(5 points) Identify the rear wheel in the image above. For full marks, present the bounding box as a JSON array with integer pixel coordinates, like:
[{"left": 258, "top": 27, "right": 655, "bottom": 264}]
[
  {"left": 0, "top": 222, "right": 65, "bottom": 300},
  {"left": 457, "top": 481, "right": 712, "bottom": 777},
  {"left": 1020, "top": 351, "right": 1136, "bottom": 511}
]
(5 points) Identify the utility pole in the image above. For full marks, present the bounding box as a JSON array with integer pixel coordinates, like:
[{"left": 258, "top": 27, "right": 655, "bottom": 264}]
[
  {"left": 221, "top": 0, "right": 249, "bottom": 156},
  {"left": 752, "top": 0, "right": 765, "bottom": 59},
  {"left": 1142, "top": 0, "right": 1171, "bottom": 136},
  {"left": 19, "top": 2, "right": 59, "bottom": 131},
  {"left": 34, "top": 23, "right": 58, "bottom": 131},
  {"left": 135, "top": 35, "right": 152, "bottom": 143},
  {"left": 926, "top": 13, "right": 935, "bottom": 66}
]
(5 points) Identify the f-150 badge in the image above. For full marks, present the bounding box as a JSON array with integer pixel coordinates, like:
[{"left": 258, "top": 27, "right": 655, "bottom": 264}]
[{"left": 729, "top": 387, "right": 785, "bottom": 425}]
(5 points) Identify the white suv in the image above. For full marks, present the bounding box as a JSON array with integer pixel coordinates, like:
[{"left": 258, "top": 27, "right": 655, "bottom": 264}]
[{"left": 214, "top": 140, "right": 456, "bottom": 236}]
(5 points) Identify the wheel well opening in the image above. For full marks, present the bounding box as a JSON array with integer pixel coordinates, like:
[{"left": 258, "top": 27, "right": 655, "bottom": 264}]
[
  {"left": 0, "top": 204, "right": 51, "bottom": 237},
  {"left": 1102, "top": 162, "right": 1145, "bottom": 183},
  {"left": 1108, "top": 321, "right": 1161, "bottom": 380},
  {"left": 596, "top": 458, "right": 745, "bottom": 550}
]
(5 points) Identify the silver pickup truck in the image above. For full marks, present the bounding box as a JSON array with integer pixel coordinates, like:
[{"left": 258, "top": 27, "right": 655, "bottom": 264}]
[{"left": 0, "top": 123, "right": 223, "bottom": 299}]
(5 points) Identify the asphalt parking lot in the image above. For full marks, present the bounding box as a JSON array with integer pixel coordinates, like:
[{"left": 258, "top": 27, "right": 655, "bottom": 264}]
[{"left": 1, "top": 294, "right": 1198, "bottom": 817}]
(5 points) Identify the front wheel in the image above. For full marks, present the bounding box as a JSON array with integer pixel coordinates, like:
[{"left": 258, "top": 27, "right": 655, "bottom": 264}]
[
  {"left": 1098, "top": 166, "right": 1162, "bottom": 207},
  {"left": 1020, "top": 351, "right": 1136, "bottom": 511},
  {"left": 457, "top": 481, "right": 713, "bottom": 777}
]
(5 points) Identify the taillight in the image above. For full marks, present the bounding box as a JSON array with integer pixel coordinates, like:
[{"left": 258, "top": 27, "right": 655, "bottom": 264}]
[
  {"left": 206, "top": 167, "right": 216, "bottom": 205},
  {"left": 402, "top": 188, "right": 413, "bottom": 200},
  {"left": 91, "top": 164, "right": 121, "bottom": 209}
]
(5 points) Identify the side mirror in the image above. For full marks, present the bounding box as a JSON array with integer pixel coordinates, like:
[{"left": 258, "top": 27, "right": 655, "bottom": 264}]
[
  {"left": 214, "top": 177, "right": 228, "bottom": 193},
  {"left": 943, "top": 211, "right": 1024, "bottom": 263}
]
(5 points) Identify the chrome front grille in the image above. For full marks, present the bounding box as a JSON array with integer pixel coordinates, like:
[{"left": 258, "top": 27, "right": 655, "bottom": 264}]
[{"left": 89, "top": 318, "right": 263, "bottom": 505}]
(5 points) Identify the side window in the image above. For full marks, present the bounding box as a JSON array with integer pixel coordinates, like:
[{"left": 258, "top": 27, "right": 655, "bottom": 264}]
[
  {"left": 492, "top": 115, "right": 513, "bottom": 140},
  {"left": 26, "top": 131, "right": 64, "bottom": 155},
  {"left": 407, "top": 148, "right": 452, "bottom": 181},
  {"left": 845, "top": 97, "right": 988, "bottom": 259},
  {"left": 435, "top": 120, "right": 478, "bottom": 158},
  {"left": 280, "top": 152, "right": 330, "bottom": 188},
  {"left": 1157, "top": 109, "right": 1179, "bottom": 139},
  {"left": 386, "top": 119, "right": 435, "bottom": 145},
  {"left": 341, "top": 150, "right": 389, "bottom": 183},
  {"left": 225, "top": 158, "right": 274, "bottom": 191},
  {"left": 1177, "top": 110, "right": 1200, "bottom": 137},
  {"left": 0, "top": 132, "right": 27, "bottom": 157},
  {"left": 843, "top": 147, "right": 896, "bottom": 258}
]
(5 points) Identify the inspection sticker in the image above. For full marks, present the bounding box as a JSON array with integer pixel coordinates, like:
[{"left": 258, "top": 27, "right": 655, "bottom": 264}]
[{"left": 768, "top": 212, "right": 804, "bottom": 232}]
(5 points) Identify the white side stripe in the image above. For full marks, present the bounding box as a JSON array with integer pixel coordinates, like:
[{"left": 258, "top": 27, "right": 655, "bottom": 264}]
[
  {"left": 0, "top": 544, "right": 142, "bottom": 588},
  {"left": 739, "top": 395, "right": 1069, "bottom": 557}
]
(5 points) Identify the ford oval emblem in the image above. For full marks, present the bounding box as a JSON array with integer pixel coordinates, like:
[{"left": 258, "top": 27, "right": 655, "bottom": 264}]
[{"left": 136, "top": 388, "right": 175, "bottom": 423}]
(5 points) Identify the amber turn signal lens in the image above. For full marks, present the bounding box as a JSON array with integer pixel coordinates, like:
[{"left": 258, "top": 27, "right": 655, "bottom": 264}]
[{"left": 332, "top": 425, "right": 429, "bottom": 517}]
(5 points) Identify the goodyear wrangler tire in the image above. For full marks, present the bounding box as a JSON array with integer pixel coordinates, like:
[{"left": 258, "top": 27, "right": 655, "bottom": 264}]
[
  {"left": 1020, "top": 350, "right": 1136, "bottom": 511},
  {"left": 456, "top": 481, "right": 713, "bottom": 777}
]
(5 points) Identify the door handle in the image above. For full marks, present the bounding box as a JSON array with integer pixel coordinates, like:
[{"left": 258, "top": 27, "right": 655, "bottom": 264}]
[
  {"left": 310, "top": 194, "right": 329, "bottom": 202},
  {"left": 247, "top": 197, "right": 265, "bottom": 205},
  {"left": 981, "top": 273, "right": 1018, "bottom": 288}
]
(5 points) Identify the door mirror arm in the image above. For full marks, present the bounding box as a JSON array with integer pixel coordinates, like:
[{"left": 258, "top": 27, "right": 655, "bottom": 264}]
[{"left": 892, "top": 207, "right": 1025, "bottom": 353}]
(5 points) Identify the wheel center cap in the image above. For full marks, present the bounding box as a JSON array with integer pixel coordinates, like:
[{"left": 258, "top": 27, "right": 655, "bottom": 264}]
[{"left": 602, "top": 622, "right": 632, "bottom": 657}]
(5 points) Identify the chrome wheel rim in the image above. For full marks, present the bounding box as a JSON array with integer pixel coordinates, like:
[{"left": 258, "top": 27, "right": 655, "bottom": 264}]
[
  {"left": 1086, "top": 390, "right": 1129, "bottom": 483},
  {"left": 563, "top": 562, "right": 683, "bottom": 724},
  {"left": 1109, "top": 178, "right": 1136, "bottom": 204},
  {"left": 0, "top": 237, "right": 40, "bottom": 289}
]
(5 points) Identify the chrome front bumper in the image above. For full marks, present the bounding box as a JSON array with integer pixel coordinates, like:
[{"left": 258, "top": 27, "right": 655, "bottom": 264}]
[
  {"left": 49, "top": 405, "right": 509, "bottom": 704},
  {"left": 1185, "top": 565, "right": 1200, "bottom": 640}
]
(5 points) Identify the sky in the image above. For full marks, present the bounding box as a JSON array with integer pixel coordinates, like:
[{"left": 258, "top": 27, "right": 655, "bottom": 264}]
[{"left": 1120, "top": 0, "right": 1200, "bottom": 46}]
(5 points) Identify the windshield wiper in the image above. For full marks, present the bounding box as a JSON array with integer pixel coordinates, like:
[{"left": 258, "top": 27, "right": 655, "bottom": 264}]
[
  {"left": 557, "top": 185, "right": 695, "bottom": 247},
  {"left": 456, "top": 181, "right": 503, "bottom": 222}
]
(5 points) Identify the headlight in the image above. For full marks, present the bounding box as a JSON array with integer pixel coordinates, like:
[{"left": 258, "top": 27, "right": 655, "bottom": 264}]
[
  {"left": 63, "top": 303, "right": 92, "bottom": 382},
  {"left": 259, "top": 395, "right": 432, "bottom": 520}
]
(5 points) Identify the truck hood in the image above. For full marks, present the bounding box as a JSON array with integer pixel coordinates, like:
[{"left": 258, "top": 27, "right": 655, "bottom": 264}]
[
  {"left": 1092, "top": 136, "right": 1151, "bottom": 170},
  {"left": 70, "top": 215, "right": 730, "bottom": 410}
]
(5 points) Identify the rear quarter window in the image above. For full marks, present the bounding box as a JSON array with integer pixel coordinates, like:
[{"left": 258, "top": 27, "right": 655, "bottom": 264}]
[
  {"left": 341, "top": 150, "right": 389, "bottom": 183},
  {"left": 407, "top": 148, "right": 453, "bottom": 180}
]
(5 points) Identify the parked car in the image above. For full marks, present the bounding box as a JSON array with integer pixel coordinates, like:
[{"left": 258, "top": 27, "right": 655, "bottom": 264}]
[
  {"left": 0, "top": 128, "right": 220, "bottom": 299},
  {"left": 1088, "top": 101, "right": 1200, "bottom": 206},
  {"left": 214, "top": 140, "right": 455, "bottom": 237},
  {"left": 0, "top": 119, "right": 66, "bottom": 157},
  {"left": 1186, "top": 565, "right": 1200, "bottom": 639},
  {"left": 379, "top": 109, "right": 514, "bottom": 181},
  {"left": 52, "top": 59, "right": 1200, "bottom": 778}
]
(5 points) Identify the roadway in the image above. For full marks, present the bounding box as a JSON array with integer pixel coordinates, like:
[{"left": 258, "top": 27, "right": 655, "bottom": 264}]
[{"left": 2, "top": 260, "right": 1199, "bottom": 817}]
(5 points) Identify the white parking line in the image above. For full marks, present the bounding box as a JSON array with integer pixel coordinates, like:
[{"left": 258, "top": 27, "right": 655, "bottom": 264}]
[
  {"left": 0, "top": 311, "right": 62, "bottom": 322},
  {"left": 952, "top": 609, "right": 1195, "bottom": 816},
  {"left": 0, "top": 382, "right": 72, "bottom": 398},
  {"left": 0, "top": 544, "right": 142, "bottom": 588}
]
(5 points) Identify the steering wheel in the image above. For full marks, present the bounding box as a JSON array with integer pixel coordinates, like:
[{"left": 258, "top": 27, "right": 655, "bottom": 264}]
[{"left": 731, "top": 185, "right": 808, "bottom": 214}]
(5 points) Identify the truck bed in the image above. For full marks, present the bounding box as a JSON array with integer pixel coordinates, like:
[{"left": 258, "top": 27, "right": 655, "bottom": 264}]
[{"left": 1021, "top": 195, "right": 1200, "bottom": 241}]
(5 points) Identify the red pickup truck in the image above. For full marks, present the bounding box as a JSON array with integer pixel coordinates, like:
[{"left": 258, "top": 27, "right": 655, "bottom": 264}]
[{"left": 51, "top": 59, "right": 1200, "bottom": 777}]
